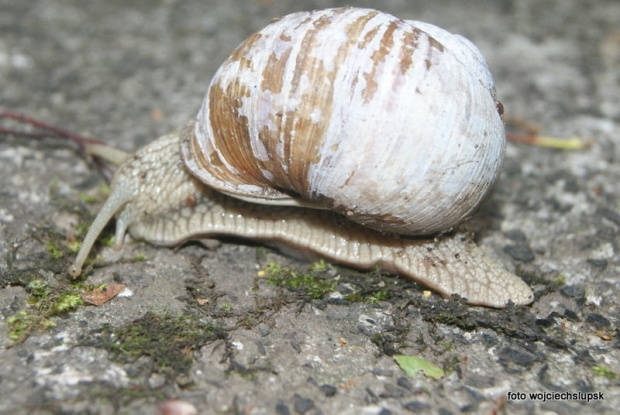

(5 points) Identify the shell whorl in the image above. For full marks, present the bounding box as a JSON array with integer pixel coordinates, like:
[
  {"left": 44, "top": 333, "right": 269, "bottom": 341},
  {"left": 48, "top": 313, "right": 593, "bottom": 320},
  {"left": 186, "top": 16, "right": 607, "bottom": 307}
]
[{"left": 181, "top": 7, "right": 505, "bottom": 235}]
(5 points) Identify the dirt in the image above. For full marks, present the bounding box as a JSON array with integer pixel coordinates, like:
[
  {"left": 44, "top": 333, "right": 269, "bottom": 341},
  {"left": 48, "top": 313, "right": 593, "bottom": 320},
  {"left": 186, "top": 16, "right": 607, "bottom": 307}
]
[{"left": 1, "top": 0, "right": 619, "bottom": 414}]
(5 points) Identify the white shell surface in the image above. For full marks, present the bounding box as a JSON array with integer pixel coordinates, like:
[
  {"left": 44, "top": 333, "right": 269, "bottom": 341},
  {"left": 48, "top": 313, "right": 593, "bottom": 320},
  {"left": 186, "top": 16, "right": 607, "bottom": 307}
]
[{"left": 182, "top": 7, "right": 505, "bottom": 235}]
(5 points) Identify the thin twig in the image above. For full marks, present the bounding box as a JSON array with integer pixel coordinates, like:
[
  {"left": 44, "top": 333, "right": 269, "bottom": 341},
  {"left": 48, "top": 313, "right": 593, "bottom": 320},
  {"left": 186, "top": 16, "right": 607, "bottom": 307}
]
[
  {"left": 0, "top": 111, "right": 105, "bottom": 150},
  {"left": 0, "top": 111, "right": 113, "bottom": 179},
  {"left": 507, "top": 132, "right": 594, "bottom": 150}
]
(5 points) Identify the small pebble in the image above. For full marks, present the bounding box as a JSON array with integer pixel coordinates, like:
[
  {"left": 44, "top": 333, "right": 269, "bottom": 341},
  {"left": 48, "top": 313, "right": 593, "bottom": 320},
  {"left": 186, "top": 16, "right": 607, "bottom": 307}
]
[
  {"left": 320, "top": 384, "right": 337, "bottom": 397},
  {"left": 560, "top": 284, "right": 586, "bottom": 299},
  {"left": 585, "top": 313, "right": 611, "bottom": 329},
  {"left": 396, "top": 376, "right": 413, "bottom": 391},
  {"left": 586, "top": 259, "right": 608, "bottom": 270},
  {"left": 563, "top": 309, "right": 580, "bottom": 322},
  {"left": 535, "top": 318, "right": 553, "bottom": 328},
  {"left": 380, "top": 383, "right": 407, "bottom": 399},
  {"left": 275, "top": 402, "right": 291, "bottom": 415},
  {"left": 503, "top": 245, "right": 535, "bottom": 262},
  {"left": 372, "top": 368, "right": 394, "bottom": 377},
  {"left": 597, "top": 207, "right": 620, "bottom": 227},
  {"left": 498, "top": 346, "right": 536, "bottom": 368},
  {"left": 504, "top": 229, "right": 527, "bottom": 242},
  {"left": 403, "top": 401, "right": 430, "bottom": 412},
  {"left": 293, "top": 397, "right": 315, "bottom": 414}
]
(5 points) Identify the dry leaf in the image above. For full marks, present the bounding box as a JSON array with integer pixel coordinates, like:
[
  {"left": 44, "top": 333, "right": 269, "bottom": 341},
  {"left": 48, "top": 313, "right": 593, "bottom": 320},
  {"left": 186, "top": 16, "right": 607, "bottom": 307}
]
[{"left": 82, "top": 284, "right": 126, "bottom": 306}]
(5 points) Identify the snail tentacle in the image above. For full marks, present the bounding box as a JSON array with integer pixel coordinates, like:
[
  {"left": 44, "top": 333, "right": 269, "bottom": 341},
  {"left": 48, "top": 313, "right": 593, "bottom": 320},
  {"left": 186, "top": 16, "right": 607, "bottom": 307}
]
[
  {"left": 83, "top": 143, "right": 131, "bottom": 166},
  {"left": 69, "top": 182, "right": 134, "bottom": 277}
]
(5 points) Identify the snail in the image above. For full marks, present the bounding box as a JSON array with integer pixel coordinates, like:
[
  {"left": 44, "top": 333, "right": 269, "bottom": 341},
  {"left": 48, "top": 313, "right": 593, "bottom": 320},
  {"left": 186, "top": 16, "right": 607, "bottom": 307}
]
[{"left": 68, "top": 7, "right": 534, "bottom": 308}]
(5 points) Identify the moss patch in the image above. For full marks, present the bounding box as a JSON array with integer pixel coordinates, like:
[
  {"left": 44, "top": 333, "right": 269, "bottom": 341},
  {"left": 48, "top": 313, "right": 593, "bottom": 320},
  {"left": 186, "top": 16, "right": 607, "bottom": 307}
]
[
  {"left": 99, "top": 312, "right": 227, "bottom": 381},
  {"left": 6, "top": 279, "right": 86, "bottom": 343},
  {"left": 259, "top": 261, "right": 338, "bottom": 300},
  {"left": 593, "top": 364, "right": 617, "bottom": 379}
]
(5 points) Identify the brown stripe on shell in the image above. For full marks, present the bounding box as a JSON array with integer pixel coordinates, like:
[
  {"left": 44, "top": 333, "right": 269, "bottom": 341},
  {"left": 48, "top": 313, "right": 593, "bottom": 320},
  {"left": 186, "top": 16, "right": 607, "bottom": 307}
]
[
  {"left": 397, "top": 26, "right": 421, "bottom": 75},
  {"left": 206, "top": 77, "right": 287, "bottom": 197},
  {"left": 279, "top": 12, "right": 334, "bottom": 195},
  {"left": 425, "top": 37, "right": 445, "bottom": 71},
  {"left": 260, "top": 47, "right": 292, "bottom": 94},
  {"left": 227, "top": 32, "right": 262, "bottom": 71},
  {"left": 428, "top": 36, "right": 445, "bottom": 52},
  {"left": 288, "top": 9, "right": 396, "bottom": 201},
  {"left": 362, "top": 20, "right": 398, "bottom": 103}
]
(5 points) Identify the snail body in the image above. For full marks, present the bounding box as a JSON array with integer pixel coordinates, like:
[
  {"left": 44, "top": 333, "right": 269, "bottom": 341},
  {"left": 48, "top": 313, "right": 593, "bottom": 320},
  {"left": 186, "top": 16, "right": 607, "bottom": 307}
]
[{"left": 69, "top": 7, "right": 533, "bottom": 308}]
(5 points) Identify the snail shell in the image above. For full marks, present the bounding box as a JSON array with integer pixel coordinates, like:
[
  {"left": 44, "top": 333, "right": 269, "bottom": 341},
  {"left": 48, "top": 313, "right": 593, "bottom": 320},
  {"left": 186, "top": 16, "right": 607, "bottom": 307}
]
[{"left": 181, "top": 7, "right": 505, "bottom": 235}]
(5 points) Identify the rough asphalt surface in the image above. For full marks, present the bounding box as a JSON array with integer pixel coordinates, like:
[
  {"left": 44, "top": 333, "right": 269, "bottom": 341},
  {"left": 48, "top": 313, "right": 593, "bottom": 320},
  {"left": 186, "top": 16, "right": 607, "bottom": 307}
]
[{"left": 1, "top": 0, "right": 619, "bottom": 414}]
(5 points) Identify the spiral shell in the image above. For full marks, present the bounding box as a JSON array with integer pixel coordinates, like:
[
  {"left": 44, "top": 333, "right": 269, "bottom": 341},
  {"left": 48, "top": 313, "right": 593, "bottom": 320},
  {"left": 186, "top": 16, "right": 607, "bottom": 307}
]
[{"left": 181, "top": 7, "right": 505, "bottom": 235}]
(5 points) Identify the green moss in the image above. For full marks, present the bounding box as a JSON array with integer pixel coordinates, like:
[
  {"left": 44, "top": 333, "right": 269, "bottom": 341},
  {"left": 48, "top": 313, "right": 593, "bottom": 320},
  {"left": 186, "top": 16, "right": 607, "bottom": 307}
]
[
  {"left": 77, "top": 184, "right": 110, "bottom": 205},
  {"left": 257, "top": 260, "right": 402, "bottom": 305},
  {"left": 441, "top": 354, "right": 460, "bottom": 374},
  {"left": 439, "top": 340, "right": 455, "bottom": 353},
  {"left": 46, "top": 241, "right": 64, "bottom": 259},
  {"left": 426, "top": 307, "right": 477, "bottom": 331},
  {"left": 70, "top": 282, "right": 107, "bottom": 291},
  {"left": 4, "top": 185, "right": 120, "bottom": 344},
  {"left": 6, "top": 310, "right": 57, "bottom": 341},
  {"left": 308, "top": 259, "right": 329, "bottom": 272},
  {"left": 6, "top": 278, "right": 87, "bottom": 344},
  {"left": 260, "top": 261, "right": 337, "bottom": 300},
  {"left": 66, "top": 241, "right": 82, "bottom": 253},
  {"left": 345, "top": 288, "right": 393, "bottom": 305},
  {"left": 74, "top": 222, "right": 92, "bottom": 238},
  {"left": 593, "top": 364, "right": 617, "bottom": 379},
  {"left": 26, "top": 279, "right": 49, "bottom": 298},
  {"left": 100, "top": 235, "right": 116, "bottom": 246},
  {"left": 79, "top": 193, "right": 100, "bottom": 204},
  {"left": 369, "top": 289, "right": 392, "bottom": 304},
  {"left": 131, "top": 253, "right": 148, "bottom": 262},
  {"left": 101, "top": 312, "right": 227, "bottom": 379},
  {"left": 50, "top": 292, "right": 83, "bottom": 315},
  {"left": 549, "top": 274, "right": 566, "bottom": 289},
  {"left": 262, "top": 261, "right": 285, "bottom": 276}
]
